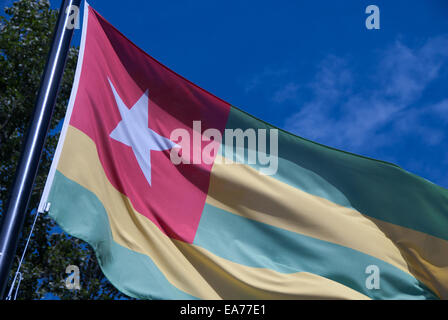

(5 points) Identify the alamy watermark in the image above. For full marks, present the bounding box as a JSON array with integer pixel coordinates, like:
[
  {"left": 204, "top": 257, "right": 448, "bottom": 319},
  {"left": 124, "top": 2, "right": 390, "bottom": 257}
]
[
  {"left": 365, "top": 264, "right": 381, "bottom": 290},
  {"left": 65, "top": 5, "right": 80, "bottom": 30},
  {"left": 169, "top": 121, "right": 279, "bottom": 176},
  {"left": 65, "top": 265, "right": 80, "bottom": 290},
  {"left": 365, "top": 5, "right": 380, "bottom": 30}
]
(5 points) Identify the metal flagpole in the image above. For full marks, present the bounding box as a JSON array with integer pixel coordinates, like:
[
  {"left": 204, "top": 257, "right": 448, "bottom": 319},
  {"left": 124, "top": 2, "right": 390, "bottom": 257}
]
[{"left": 0, "top": 0, "right": 81, "bottom": 299}]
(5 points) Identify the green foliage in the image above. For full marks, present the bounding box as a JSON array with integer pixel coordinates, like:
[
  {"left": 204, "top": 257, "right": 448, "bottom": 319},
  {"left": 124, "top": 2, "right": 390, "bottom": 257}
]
[{"left": 0, "top": 0, "right": 129, "bottom": 299}]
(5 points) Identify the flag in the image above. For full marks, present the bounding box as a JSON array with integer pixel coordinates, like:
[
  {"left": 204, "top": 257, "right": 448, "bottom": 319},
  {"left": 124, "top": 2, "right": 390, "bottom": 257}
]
[{"left": 40, "top": 4, "right": 448, "bottom": 300}]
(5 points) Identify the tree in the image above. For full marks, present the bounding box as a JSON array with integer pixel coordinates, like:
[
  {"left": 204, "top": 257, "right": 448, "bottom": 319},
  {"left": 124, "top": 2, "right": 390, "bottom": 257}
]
[{"left": 0, "top": 0, "right": 129, "bottom": 299}]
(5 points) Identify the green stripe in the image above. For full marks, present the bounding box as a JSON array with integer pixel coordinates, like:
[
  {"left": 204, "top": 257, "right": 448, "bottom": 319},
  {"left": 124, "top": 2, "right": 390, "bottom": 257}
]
[
  {"left": 48, "top": 171, "right": 197, "bottom": 300},
  {"left": 222, "top": 106, "right": 448, "bottom": 241},
  {"left": 194, "top": 203, "right": 438, "bottom": 300}
]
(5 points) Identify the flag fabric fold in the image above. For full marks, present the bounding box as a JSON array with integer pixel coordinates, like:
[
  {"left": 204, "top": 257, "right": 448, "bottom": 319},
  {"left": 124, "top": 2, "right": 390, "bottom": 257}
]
[{"left": 40, "top": 4, "right": 448, "bottom": 300}]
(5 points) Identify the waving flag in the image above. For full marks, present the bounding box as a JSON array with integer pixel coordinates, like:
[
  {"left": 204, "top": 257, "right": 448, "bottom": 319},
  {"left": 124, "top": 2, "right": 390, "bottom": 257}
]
[{"left": 40, "top": 4, "right": 448, "bottom": 299}]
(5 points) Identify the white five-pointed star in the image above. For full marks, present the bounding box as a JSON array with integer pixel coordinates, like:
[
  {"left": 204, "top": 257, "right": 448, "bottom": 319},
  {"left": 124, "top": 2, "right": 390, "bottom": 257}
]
[{"left": 108, "top": 79, "right": 179, "bottom": 186}]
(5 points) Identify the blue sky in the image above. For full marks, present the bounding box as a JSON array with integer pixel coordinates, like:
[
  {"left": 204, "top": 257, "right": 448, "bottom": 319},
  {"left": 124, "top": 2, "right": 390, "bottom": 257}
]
[
  {"left": 0, "top": 0, "right": 446, "bottom": 300},
  {"left": 3, "top": 0, "right": 448, "bottom": 187}
]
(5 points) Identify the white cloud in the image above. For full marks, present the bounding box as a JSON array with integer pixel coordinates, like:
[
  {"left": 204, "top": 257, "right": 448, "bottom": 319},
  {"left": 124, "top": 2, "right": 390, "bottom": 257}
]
[
  {"left": 272, "top": 82, "right": 301, "bottom": 103},
  {"left": 430, "top": 99, "right": 448, "bottom": 121},
  {"left": 243, "top": 67, "right": 289, "bottom": 93},
  {"left": 283, "top": 35, "right": 448, "bottom": 152}
]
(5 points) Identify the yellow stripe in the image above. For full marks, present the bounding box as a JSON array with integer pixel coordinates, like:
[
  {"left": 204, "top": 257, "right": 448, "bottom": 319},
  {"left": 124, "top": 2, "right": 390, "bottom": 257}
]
[
  {"left": 369, "top": 216, "right": 448, "bottom": 300},
  {"left": 208, "top": 154, "right": 448, "bottom": 298},
  {"left": 57, "top": 125, "right": 369, "bottom": 299},
  {"left": 174, "top": 240, "right": 369, "bottom": 299}
]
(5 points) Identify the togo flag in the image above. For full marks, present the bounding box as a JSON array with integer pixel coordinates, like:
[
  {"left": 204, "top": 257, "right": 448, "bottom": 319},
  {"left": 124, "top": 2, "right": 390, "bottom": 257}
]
[{"left": 40, "top": 4, "right": 448, "bottom": 300}]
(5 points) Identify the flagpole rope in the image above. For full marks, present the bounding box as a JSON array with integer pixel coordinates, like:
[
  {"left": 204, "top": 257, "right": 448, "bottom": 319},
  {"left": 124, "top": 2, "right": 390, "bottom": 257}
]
[
  {"left": 11, "top": 272, "right": 22, "bottom": 300},
  {"left": 6, "top": 210, "right": 40, "bottom": 300}
]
